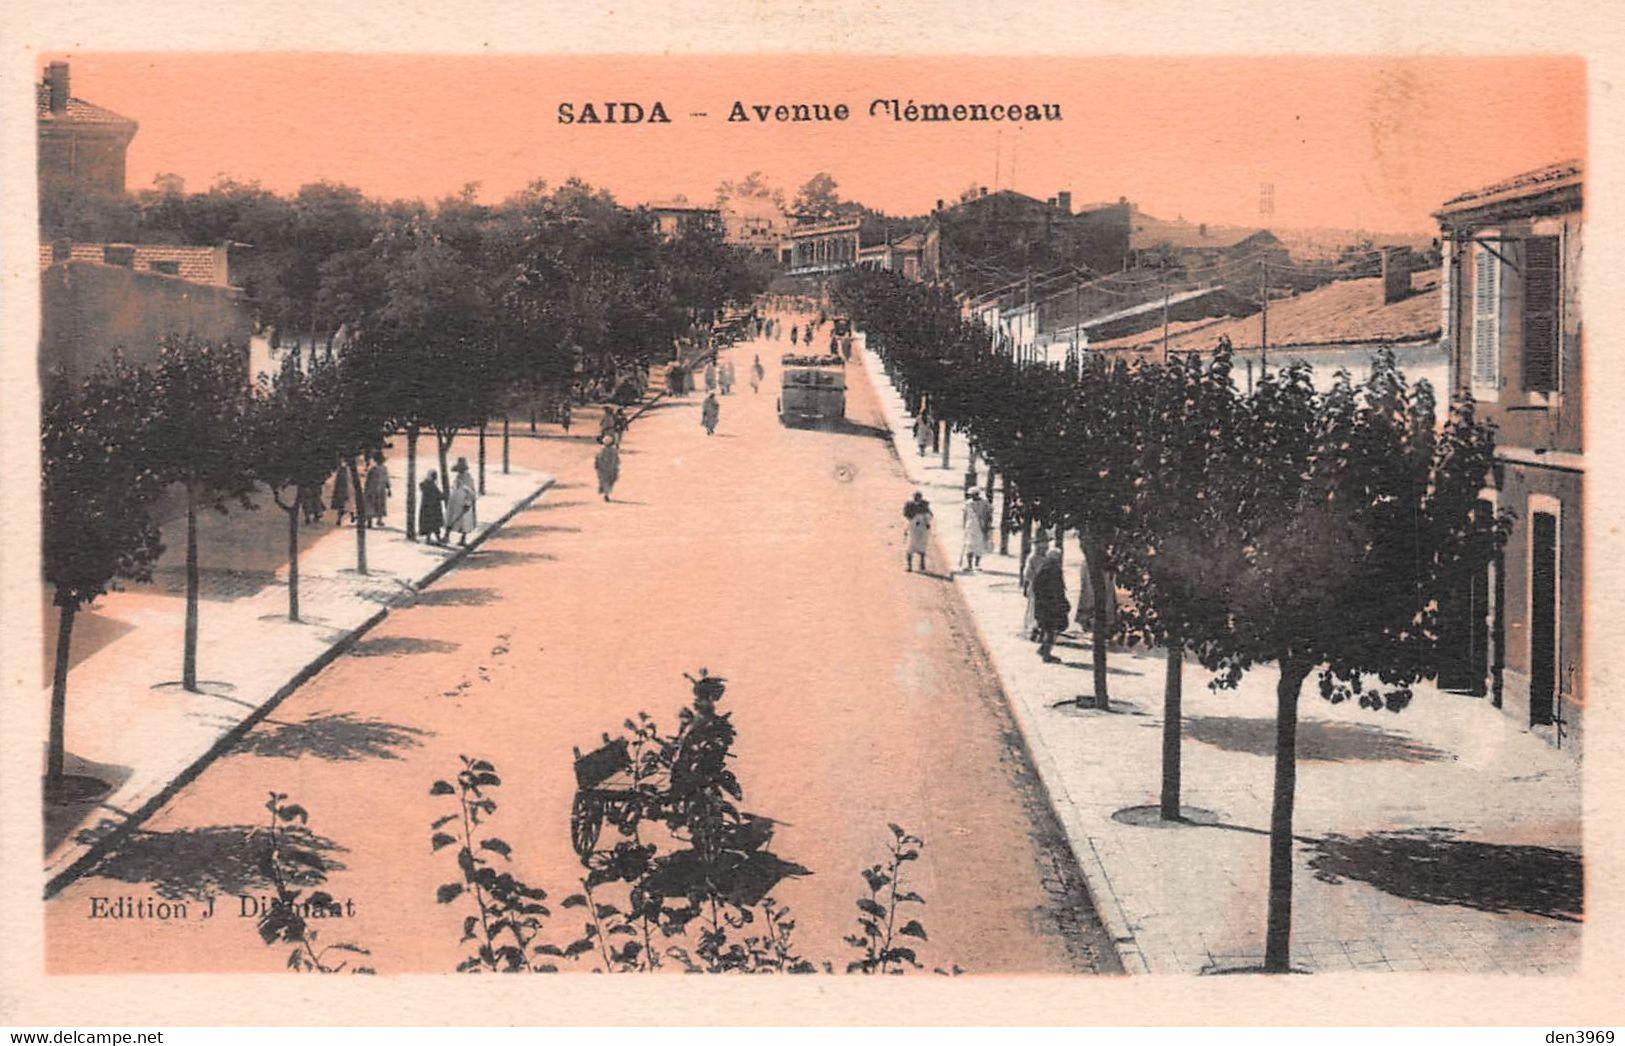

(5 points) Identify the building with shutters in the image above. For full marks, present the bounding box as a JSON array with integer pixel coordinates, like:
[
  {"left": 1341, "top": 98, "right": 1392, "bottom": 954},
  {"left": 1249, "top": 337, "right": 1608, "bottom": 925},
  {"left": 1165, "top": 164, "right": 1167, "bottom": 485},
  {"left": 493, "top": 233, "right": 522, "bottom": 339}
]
[{"left": 1435, "top": 160, "right": 1582, "bottom": 749}]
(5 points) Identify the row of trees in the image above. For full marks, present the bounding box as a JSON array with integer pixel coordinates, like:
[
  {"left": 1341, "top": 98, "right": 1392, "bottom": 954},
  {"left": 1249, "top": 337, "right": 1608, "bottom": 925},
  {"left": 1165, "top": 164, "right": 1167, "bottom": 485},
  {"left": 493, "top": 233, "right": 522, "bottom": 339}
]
[
  {"left": 43, "top": 178, "right": 769, "bottom": 798},
  {"left": 833, "top": 268, "right": 1507, "bottom": 973}
]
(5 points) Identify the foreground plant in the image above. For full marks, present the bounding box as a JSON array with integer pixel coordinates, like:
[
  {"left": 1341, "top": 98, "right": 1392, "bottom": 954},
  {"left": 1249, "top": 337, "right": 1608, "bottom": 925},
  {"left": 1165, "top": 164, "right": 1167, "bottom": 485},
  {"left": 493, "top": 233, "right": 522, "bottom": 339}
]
[
  {"left": 846, "top": 824, "right": 930, "bottom": 974},
  {"left": 430, "top": 756, "right": 556, "bottom": 972},
  {"left": 256, "top": 792, "right": 373, "bottom": 973}
]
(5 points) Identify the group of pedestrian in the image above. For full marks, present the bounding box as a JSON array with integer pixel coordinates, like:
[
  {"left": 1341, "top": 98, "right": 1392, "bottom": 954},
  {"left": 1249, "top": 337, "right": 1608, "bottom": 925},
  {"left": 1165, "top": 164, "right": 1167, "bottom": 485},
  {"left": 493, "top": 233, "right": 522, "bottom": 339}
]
[
  {"left": 416, "top": 457, "right": 479, "bottom": 547},
  {"left": 1022, "top": 531, "right": 1070, "bottom": 661},
  {"left": 324, "top": 452, "right": 392, "bottom": 528}
]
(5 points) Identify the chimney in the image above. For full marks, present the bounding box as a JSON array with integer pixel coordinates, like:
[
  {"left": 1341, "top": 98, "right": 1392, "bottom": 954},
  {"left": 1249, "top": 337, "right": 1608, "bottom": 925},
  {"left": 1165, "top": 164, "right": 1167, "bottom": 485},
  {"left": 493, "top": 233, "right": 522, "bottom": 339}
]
[
  {"left": 1057, "top": 191, "right": 1072, "bottom": 214},
  {"left": 980, "top": 186, "right": 988, "bottom": 197},
  {"left": 1199, "top": 223, "right": 1208, "bottom": 238},
  {"left": 1381, "top": 246, "right": 1413, "bottom": 304},
  {"left": 935, "top": 198, "right": 944, "bottom": 211},
  {"left": 46, "top": 61, "right": 69, "bottom": 113}
]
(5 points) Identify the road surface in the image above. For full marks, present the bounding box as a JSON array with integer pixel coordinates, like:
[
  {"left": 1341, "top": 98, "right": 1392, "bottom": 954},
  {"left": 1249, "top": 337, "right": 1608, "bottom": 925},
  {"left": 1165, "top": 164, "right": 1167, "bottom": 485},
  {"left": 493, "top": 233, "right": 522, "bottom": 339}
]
[{"left": 46, "top": 311, "right": 1118, "bottom": 975}]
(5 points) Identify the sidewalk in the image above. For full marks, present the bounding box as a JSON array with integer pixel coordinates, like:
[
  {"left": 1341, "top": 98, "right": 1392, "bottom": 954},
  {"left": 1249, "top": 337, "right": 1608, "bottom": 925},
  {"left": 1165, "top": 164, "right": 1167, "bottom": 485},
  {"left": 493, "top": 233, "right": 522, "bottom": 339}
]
[
  {"left": 43, "top": 456, "right": 554, "bottom": 896},
  {"left": 855, "top": 338, "right": 1583, "bottom": 975}
]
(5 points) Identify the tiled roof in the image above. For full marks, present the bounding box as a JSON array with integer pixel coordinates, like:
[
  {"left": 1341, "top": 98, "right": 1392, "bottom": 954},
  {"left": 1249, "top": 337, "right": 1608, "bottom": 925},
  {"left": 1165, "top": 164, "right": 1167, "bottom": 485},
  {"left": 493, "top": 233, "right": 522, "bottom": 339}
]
[
  {"left": 36, "top": 83, "right": 136, "bottom": 125},
  {"left": 1436, "top": 161, "right": 1582, "bottom": 217},
  {"left": 1088, "top": 270, "right": 1440, "bottom": 353},
  {"left": 1130, "top": 209, "right": 1274, "bottom": 251}
]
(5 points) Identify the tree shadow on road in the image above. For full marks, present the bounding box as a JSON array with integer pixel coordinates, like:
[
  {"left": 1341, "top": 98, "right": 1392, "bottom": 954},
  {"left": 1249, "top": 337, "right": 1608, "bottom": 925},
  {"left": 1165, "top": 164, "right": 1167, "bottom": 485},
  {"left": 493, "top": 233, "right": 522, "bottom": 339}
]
[
  {"left": 459, "top": 548, "right": 559, "bottom": 569},
  {"left": 235, "top": 711, "right": 430, "bottom": 762},
  {"left": 496, "top": 523, "right": 583, "bottom": 538},
  {"left": 413, "top": 586, "right": 499, "bottom": 607},
  {"left": 1184, "top": 716, "right": 1451, "bottom": 763},
  {"left": 346, "top": 635, "right": 460, "bottom": 657},
  {"left": 77, "top": 822, "right": 346, "bottom": 901},
  {"left": 1307, "top": 828, "right": 1583, "bottom": 922}
]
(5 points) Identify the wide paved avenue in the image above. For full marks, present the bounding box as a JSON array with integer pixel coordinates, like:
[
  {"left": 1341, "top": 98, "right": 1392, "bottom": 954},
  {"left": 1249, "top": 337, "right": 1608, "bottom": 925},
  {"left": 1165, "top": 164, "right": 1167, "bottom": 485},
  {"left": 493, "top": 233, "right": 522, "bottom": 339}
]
[{"left": 47, "top": 312, "right": 1116, "bottom": 975}]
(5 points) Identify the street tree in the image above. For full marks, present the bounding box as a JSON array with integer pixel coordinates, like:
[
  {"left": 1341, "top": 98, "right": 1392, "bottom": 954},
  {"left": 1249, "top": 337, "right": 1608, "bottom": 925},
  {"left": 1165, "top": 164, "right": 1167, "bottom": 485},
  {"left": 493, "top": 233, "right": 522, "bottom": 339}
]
[
  {"left": 147, "top": 336, "right": 258, "bottom": 693},
  {"left": 1114, "top": 347, "right": 1248, "bottom": 819},
  {"left": 1210, "top": 353, "right": 1506, "bottom": 972},
  {"left": 41, "top": 357, "right": 167, "bottom": 795},
  {"left": 1052, "top": 353, "right": 1144, "bottom": 711},
  {"left": 246, "top": 356, "right": 342, "bottom": 622}
]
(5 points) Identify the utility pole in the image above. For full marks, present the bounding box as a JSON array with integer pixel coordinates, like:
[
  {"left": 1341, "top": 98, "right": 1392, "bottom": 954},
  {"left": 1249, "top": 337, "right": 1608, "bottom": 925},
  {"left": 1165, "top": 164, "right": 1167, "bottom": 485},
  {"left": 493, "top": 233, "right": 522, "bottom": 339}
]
[
  {"left": 1072, "top": 278, "right": 1082, "bottom": 370},
  {"left": 1161, "top": 277, "right": 1171, "bottom": 364},
  {"left": 1023, "top": 269, "right": 1033, "bottom": 368},
  {"left": 1259, "top": 259, "right": 1270, "bottom": 375}
]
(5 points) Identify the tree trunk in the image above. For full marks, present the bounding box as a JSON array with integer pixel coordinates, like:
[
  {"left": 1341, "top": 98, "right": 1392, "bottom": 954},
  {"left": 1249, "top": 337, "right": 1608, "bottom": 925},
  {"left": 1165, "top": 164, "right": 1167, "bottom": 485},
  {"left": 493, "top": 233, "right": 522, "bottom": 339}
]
[
  {"left": 502, "top": 415, "right": 510, "bottom": 474},
  {"left": 940, "top": 423, "right": 952, "bottom": 469},
  {"left": 478, "top": 422, "right": 487, "bottom": 495},
  {"left": 1160, "top": 635, "right": 1183, "bottom": 820},
  {"left": 47, "top": 601, "right": 76, "bottom": 784},
  {"left": 1019, "top": 518, "right": 1033, "bottom": 585},
  {"left": 404, "top": 427, "right": 419, "bottom": 542},
  {"left": 1264, "top": 658, "right": 1311, "bottom": 973},
  {"left": 985, "top": 464, "right": 997, "bottom": 504},
  {"left": 438, "top": 431, "right": 453, "bottom": 504},
  {"left": 286, "top": 504, "right": 301, "bottom": 622},
  {"left": 350, "top": 458, "right": 368, "bottom": 575},
  {"left": 183, "top": 484, "right": 200, "bottom": 692},
  {"left": 998, "top": 478, "right": 1014, "bottom": 556},
  {"left": 529, "top": 407, "right": 537, "bottom": 434},
  {"left": 1085, "top": 536, "right": 1111, "bottom": 710}
]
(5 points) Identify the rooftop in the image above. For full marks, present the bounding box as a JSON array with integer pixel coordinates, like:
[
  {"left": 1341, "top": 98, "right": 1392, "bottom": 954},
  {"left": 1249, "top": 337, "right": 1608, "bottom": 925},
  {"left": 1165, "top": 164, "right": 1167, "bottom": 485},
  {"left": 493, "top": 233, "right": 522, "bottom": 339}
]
[
  {"left": 1088, "top": 269, "right": 1439, "bottom": 353},
  {"left": 1129, "top": 208, "right": 1276, "bottom": 251},
  {"left": 1436, "top": 160, "right": 1582, "bottom": 219},
  {"left": 35, "top": 82, "right": 136, "bottom": 127}
]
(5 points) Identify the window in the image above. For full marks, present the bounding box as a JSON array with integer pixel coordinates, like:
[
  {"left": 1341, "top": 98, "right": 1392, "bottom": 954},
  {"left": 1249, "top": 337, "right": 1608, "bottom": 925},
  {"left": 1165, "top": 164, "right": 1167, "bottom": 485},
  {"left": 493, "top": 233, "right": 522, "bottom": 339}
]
[
  {"left": 1521, "top": 236, "right": 1560, "bottom": 393},
  {"left": 149, "top": 259, "right": 181, "bottom": 275},
  {"left": 1471, "top": 242, "right": 1501, "bottom": 394}
]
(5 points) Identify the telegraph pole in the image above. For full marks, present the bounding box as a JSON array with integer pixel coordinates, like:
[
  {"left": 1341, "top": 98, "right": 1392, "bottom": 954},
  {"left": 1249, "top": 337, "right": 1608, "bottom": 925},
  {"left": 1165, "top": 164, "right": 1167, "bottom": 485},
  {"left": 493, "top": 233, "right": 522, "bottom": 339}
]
[
  {"left": 1161, "top": 277, "right": 1171, "bottom": 364},
  {"left": 1259, "top": 258, "right": 1269, "bottom": 374}
]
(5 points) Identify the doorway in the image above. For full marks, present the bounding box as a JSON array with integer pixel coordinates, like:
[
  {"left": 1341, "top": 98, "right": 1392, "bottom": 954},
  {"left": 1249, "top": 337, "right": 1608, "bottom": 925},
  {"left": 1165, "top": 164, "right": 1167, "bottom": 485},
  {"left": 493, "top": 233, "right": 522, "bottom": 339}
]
[{"left": 1529, "top": 511, "right": 1558, "bottom": 726}]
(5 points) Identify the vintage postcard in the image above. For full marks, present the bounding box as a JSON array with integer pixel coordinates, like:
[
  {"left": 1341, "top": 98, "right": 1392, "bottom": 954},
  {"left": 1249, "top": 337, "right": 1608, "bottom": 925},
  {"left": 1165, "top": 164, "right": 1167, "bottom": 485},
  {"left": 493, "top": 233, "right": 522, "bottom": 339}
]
[{"left": 2, "top": 0, "right": 1622, "bottom": 1029}]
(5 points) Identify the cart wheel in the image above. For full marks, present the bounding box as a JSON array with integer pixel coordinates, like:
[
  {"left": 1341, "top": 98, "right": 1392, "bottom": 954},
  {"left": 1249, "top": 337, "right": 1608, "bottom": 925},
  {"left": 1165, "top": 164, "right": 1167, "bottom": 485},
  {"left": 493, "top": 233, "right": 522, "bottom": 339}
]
[{"left": 570, "top": 793, "right": 603, "bottom": 861}]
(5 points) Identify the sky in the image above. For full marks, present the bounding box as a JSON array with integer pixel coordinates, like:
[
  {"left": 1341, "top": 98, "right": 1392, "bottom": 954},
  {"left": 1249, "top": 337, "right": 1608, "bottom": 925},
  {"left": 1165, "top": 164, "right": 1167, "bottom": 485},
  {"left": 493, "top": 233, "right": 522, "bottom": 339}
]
[{"left": 43, "top": 53, "right": 1585, "bottom": 233}]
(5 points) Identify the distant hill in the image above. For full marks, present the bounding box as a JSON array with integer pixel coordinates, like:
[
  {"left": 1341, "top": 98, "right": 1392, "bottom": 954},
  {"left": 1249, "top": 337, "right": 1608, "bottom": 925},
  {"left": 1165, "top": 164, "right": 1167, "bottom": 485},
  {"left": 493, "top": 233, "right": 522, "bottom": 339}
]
[{"left": 1271, "top": 225, "right": 1436, "bottom": 260}]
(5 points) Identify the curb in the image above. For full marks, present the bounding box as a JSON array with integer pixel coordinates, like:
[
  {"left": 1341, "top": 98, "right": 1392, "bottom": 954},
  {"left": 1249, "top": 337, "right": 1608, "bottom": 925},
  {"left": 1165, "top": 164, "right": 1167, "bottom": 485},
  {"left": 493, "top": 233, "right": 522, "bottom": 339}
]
[
  {"left": 853, "top": 344, "right": 1144, "bottom": 974},
  {"left": 43, "top": 477, "right": 556, "bottom": 899}
]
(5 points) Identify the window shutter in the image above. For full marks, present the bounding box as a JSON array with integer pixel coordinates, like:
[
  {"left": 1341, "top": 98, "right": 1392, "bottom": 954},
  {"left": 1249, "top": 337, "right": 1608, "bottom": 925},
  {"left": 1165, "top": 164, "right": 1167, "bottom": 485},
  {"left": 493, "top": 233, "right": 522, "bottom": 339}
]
[
  {"left": 1472, "top": 243, "right": 1500, "bottom": 388},
  {"left": 1522, "top": 236, "right": 1559, "bottom": 393}
]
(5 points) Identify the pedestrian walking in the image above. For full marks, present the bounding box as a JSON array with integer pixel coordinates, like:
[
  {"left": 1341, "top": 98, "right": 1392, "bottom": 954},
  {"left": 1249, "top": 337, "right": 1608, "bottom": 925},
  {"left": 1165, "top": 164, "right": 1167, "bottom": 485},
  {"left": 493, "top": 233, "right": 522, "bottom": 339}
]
[
  {"left": 704, "top": 360, "right": 717, "bottom": 393},
  {"left": 600, "top": 406, "right": 617, "bottom": 444},
  {"left": 903, "top": 492, "right": 933, "bottom": 573},
  {"left": 1022, "top": 529, "right": 1052, "bottom": 638},
  {"left": 363, "top": 451, "right": 391, "bottom": 529},
  {"left": 790, "top": 325, "right": 800, "bottom": 346},
  {"left": 330, "top": 459, "right": 352, "bottom": 525},
  {"left": 595, "top": 439, "right": 620, "bottom": 501},
  {"left": 613, "top": 407, "right": 629, "bottom": 442},
  {"left": 961, "top": 488, "right": 992, "bottom": 572},
  {"left": 701, "top": 392, "right": 720, "bottom": 435},
  {"left": 418, "top": 469, "right": 446, "bottom": 545},
  {"left": 560, "top": 400, "right": 572, "bottom": 433},
  {"left": 913, "top": 411, "right": 932, "bottom": 457},
  {"left": 751, "top": 354, "right": 764, "bottom": 394},
  {"left": 298, "top": 481, "right": 325, "bottom": 524},
  {"left": 1032, "top": 547, "right": 1070, "bottom": 662},
  {"left": 803, "top": 323, "right": 813, "bottom": 344},
  {"left": 445, "top": 458, "right": 478, "bottom": 547},
  {"left": 722, "top": 358, "right": 736, "bottom": 394}
]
